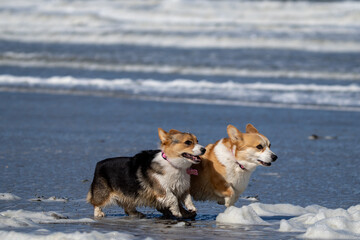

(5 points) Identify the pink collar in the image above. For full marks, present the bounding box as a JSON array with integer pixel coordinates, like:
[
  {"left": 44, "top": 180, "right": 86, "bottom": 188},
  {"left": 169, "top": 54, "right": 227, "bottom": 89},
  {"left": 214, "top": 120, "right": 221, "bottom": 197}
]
[
  {"left": 230, "top": 148, "right": 246, "bottom": 171},
  {"left": 161, "top": 151, "right": 198, "bottom": 175},
  {"left": 237, "top": 162, "right": 246, "bottom": 170}
]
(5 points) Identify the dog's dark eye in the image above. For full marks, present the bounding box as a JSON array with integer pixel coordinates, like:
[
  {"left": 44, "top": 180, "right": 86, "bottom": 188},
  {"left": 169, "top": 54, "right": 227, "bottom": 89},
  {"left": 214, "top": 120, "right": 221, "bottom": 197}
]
[
  {"left": 185, "top": 140, "right": 193, "bottom": 145},
  {"left": 256, "top": 144, "right": 263, "bottom": 150}
]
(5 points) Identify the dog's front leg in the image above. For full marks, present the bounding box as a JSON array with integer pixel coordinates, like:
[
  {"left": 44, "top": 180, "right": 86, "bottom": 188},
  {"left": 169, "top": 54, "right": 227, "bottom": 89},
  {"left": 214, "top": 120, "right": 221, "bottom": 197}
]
[
  {"left": 224, "top": 194, "right": 237, "bottom": 207},
  {"left": 180, "top": 191, "right": 197, "bottom": 219},
  {"left": 183, "top": 191, "right": 196, "bottom": 213},
  {"left": 223, "top": 187, "right": 236, "bottom": 207},
  {"left": 157, "top": 193, "right": 182, "bottom": 218}
]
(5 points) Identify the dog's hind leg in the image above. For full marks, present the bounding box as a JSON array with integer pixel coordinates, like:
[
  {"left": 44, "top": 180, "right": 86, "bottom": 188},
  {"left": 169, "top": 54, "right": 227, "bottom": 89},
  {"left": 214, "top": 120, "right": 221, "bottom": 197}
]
[
  {"left": 88, "top": 178, "right": 111, "bottom": 218},
  {"left": 94, "top": 206, "right": 105, "bottom": 218}
]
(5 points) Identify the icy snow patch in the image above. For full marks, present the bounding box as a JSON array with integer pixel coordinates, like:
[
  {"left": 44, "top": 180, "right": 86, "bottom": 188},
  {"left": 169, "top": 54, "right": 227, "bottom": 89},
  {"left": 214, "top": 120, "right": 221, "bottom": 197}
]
[
  {"left": 216, "top": 206, "right": 269, "bottom": 225},
  {"left": 28, "top": 196, "right": 68, "bottom": 202},
  {"left": 0, "top": 210, "right": 94, "bottom": 228},
  {"left": 0, "top": 193, "right": 21, "bottom": 201},
  {"left": 216, "top": 203, "right": 360, "bottom": 239},
  {"left": 0, "top": 230, "right": 138, "bottom": 240},
  {"left": 249, "top": 202, "right": 324, "bottom": 217},
  {"left": 279, "top": 204, "right": 360, "bottom": 239}
]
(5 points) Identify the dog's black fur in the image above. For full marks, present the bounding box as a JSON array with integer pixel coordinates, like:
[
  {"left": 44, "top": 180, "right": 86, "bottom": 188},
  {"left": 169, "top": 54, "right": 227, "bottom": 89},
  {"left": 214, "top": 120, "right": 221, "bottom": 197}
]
[{"left": 89, "top": 150, "right": 162, "bottom": 204}]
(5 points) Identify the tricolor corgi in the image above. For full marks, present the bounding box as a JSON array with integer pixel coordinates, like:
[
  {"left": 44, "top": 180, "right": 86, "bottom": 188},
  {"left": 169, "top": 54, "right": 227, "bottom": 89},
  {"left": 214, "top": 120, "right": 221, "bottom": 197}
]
[
  {"left": 190, "top": 124, "right": 277, "bottom": 207},
  {"left": 87, "top": 128, "right": 206, "bottom": 219}
]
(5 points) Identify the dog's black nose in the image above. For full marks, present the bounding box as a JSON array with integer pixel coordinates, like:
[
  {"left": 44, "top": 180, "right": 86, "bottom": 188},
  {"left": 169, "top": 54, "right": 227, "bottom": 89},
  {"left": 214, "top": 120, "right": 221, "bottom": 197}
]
[
  {"left": 200, "top": 147, "right": 206, "bottom": 155},
  {"left": 271, "top": 154, "right": 278, "bottom": 162}
]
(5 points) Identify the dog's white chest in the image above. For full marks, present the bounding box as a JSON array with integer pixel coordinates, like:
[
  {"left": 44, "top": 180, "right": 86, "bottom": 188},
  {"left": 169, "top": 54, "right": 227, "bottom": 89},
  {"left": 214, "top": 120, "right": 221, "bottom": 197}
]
[
  {"left": 154, "top": 155, "right": 190, "bottom": 196},
  {"left": 229, "top": 168, "right": 251, "bottom": 194},
  {"left": 165, "top": 169, "right": 190, "bottom": 194},
  {"left": 214, "top": 141, "right": 253, "bottom": 195}
]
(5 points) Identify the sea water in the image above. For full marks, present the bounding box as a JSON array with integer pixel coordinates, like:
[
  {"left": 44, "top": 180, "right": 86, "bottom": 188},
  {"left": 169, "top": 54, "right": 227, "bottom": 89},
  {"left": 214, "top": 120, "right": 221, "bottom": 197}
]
[{"left": 1, "top": 0, "right": 360, "bottom": 111}]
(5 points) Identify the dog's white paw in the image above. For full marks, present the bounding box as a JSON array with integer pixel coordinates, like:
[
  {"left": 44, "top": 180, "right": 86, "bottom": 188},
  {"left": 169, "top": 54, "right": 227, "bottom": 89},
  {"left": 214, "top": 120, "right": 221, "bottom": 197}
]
[{"left": 187, "top": 207, "right": 197, "bottom": 213}]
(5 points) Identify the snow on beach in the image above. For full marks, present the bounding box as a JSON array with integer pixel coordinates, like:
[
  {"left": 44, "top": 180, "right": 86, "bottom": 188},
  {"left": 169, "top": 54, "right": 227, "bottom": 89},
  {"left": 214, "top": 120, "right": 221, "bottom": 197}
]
[
  {"left": 216, "top": 203, "right": 360, "bottom": 239},
  {"left": 0, "top": 193, "right": 21, "bottom": 201},
  {"left": 0, "top": 230, "right": 140, "bottom": 240},
  {"left": 28, "top": 196, "right": 68, "bottom": 203},
  {"left": 0, "top": 208, "right": 140, "bottom": 240},
  {"left": 0, "top": 209, "right": 94, "bottom": 228},
  {"left": 1, "top": 193, "right": 359, "bottom": 239}
]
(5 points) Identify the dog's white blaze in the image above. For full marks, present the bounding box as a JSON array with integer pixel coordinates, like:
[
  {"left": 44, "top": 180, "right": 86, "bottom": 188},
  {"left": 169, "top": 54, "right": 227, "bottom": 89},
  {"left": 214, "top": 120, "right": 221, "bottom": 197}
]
[
  {"left": 258, "top": 134, "right": 267, "bottom": 145},
  {"left": 192, "top": 144, "right": 204, "bottom": 155},
  {"left": 253, "top": 134, "right": 274, "bottom": 163},
  {"left": 258, "top": 148, "right": 274, "bottom": 163},
  {"left": 232, "top": 145, "right": 236, "bottom": 156}
]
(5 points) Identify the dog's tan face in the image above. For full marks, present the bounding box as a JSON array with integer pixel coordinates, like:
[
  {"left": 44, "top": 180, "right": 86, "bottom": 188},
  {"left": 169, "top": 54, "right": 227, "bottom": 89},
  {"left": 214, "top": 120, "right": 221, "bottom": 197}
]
[
  {"left": 158, "top": 128, "right": 205, "bottom": 164},
  {"left": 227, "top": 124, "right": 277, "bottom": 167}
]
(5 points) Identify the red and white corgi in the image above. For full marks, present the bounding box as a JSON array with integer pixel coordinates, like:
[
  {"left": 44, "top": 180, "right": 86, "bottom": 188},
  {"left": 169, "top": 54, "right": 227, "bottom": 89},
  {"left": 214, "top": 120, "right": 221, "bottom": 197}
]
[{"left": 190, "top": 124, "right": 277, "bottom": 207}]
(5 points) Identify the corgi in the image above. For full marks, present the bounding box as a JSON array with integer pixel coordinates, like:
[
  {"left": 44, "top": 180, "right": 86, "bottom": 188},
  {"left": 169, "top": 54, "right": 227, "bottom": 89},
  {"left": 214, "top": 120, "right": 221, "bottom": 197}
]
[
  {"left": 87, "top": 128, "right": 206, "bottom": 219},
  {"left": 190, "top": 124, "right": 277, "bottom": 207}
]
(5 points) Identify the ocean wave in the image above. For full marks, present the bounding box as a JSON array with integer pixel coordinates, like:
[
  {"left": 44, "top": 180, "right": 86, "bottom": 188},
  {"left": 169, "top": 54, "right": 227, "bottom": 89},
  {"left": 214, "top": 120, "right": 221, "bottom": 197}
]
[
  {"left": 1, "top": 75, "right": 359, "bottom": 93},
  {"left": 2, "top": 52, "right": 360, "bottom": 81},
  {"left": 1, "top": 32, "right": 359, "bottom": 52},
  {"left": 1, "top": 75, "right": 359, "bottom": 111},
  {"left": 1, "top": 0, "right": 360, "bottom": 51}
]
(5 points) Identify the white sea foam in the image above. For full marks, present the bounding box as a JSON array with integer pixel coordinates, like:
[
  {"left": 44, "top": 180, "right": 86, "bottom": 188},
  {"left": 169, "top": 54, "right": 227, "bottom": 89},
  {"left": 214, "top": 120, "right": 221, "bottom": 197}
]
[
  {"left": 2, "top": 52, "right": 360, "bottom": 81},
  {"left": 216, "top": 203, "right": 360, "bottom": 239},
  {"left": 0, "top": 193, "right": 21, "bottom": 201},
  {"left": 0, "top": 75, "right": 359, "bottom": 111},
  {"left": 1, "top": 0, "right": 360, "bottom": 51},
  {"left": 1, "top": 75, "right": 360, "bottom": 93}
]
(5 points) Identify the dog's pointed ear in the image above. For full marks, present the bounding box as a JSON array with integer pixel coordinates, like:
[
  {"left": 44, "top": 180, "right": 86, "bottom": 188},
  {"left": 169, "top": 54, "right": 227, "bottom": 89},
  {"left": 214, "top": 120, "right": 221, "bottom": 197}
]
[
  {"left": 227, "top": 124, "right": 243, "bottom": 142},
  {"left": 169, "top": 129, "right": 181, "bottom": 135},
  {"left": 158, "top": 128, "right": 168, "bottom": 143},
  {"left": 246, "top": 124, "right": 258, "bottom": 133}
]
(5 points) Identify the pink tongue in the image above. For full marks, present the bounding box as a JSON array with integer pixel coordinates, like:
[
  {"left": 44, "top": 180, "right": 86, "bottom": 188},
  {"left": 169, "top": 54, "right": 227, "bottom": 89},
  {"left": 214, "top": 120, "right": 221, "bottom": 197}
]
[
  {"left": 187, "top": 168, "right": 198, "bottom": 175},
  {"left": 192, "top": 156, "right": 200, "bottom": 161}
]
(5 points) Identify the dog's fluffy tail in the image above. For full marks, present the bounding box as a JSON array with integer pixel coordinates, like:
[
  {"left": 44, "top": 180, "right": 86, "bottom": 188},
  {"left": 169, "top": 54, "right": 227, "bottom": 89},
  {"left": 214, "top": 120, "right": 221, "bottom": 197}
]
[{"left": 86, "top": 189, "right": 92, "bottom": 203}]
